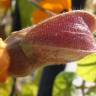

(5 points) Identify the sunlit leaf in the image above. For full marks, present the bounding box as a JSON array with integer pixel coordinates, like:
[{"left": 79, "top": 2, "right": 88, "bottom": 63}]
[
  {"left": 52, "top": 71, "right": 76, "bottom": 96},
  {"left": 21, "top": 83, "right": 38, "bottom": 96},
  {"left": 0, "top": 77, "right": 13, "bottom": 96},
  {"left": 76, "top": 53, "right": 96, "bottom": 82}
]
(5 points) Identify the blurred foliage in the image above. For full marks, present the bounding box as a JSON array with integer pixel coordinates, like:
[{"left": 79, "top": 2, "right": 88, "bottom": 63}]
[
  {"left": 0, "top": 77, "right": 14, "bottom": 96},
  {"left": 0, "top": 68, "right": 43, "bottom": 96},
  {"left": 20, "top": 83, "right": 38, "bottom": 96},
  {"left": 18, "top": 68, "right": 43, "bottom": 96},
  {"left": 52, "top": 72, "right": 76, "bottom": 96},
  {"left": 76, "top": 53, "right": 96, "bottom": 82},
  {"left": 18, "top": 0, "right": 36, "bottom": 28}
]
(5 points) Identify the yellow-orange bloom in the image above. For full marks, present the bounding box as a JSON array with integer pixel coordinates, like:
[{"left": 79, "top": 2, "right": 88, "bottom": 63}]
[
  {"left": 32, "top": 0, "right": 72, "bottom": 24},
  {"left": 0, "top": 0, "right": 11, "bottom": 8},
  {"left": 0, "top": 39, "right": 10, "bottom": 82}
]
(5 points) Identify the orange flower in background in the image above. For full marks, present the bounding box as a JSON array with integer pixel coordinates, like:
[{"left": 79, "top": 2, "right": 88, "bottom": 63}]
[
  {"left": 0, "top": 70, "right": 8, "bottom": 83},
  {"left": 32, "top": 0, "right": 72, "bottom": 24},
  {"left": 42, "top": 0, "right": 72, "bottom": 12},
  {"left": 0, "top": 0, "right": 11, "bottom": 20},
  {"left": 0, "top": 0, "right": 11, "bottom": 9},
  {"left": 32, "top": 10, "right": 49, "bottom": 24},
  {"left": 0, "top": 39, "right": 10, "bottom": 83}
]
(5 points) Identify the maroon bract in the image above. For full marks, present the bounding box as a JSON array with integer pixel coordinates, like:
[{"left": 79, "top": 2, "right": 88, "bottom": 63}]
[
  {"left": 5, "top": 10, "right": 96, "bottom": 77},
  {"left": 25, "top": 10, "right": 96, "bottom": 50}
]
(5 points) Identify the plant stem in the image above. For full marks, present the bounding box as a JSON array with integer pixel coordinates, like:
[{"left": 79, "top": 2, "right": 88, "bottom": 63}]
[{"left": 10, "top": 77, "right": 17, "bottom": 96}]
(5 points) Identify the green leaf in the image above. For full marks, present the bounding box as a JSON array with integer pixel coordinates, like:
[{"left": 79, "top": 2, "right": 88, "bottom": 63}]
[
  {"left": 52, "top": 71, "right": 76, "bottom": 96},
  {"left": 0, "top": 77, "right": 13, "bottom": 96},
  {"left": 21, "top": 83, "right": 38, "bottom": 96},
  {"left": 18, "top": 0, "right": 36, "bottom": 28},
  {"left": 76, "top": 53, "right": 96, "bottom": 82}
]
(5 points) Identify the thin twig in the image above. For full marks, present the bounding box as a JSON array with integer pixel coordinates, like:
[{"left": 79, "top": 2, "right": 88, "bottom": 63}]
[
  {"left": 81, "top": 80, "right": 85, "bottom": 96},
  {"left": 29, "top": 0, "right": 56, "bottom": 16}
]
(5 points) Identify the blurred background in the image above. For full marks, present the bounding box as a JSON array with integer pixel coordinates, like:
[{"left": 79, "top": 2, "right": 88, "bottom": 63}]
[{"left": 0, "top": 0, "right": 96, "bottom": 96}]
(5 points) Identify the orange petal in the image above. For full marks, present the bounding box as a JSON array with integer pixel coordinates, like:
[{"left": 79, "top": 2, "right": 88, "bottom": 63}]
[
  {"left": 0, "top": 70, "right": 8, "bottom": 83},
  {"left": 0, "top": 38, "right": 10, "bottom": 83}
]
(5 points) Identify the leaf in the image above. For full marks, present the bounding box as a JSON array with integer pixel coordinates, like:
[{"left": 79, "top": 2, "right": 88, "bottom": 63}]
[
  {"left": 21, "top": 83, "right": 38, "bottom": 96},
  {"left": 76, "top": 53, "right": 96, "bottom": 82},
  {"left": 52, "top": 71, "right": 76, "bottom": 96},
  {"left": 0, "top": 77, "right": 13, "bottom": 96},
  {"left": 18, "top": 0, "right": 36, "bottom": 28}
]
